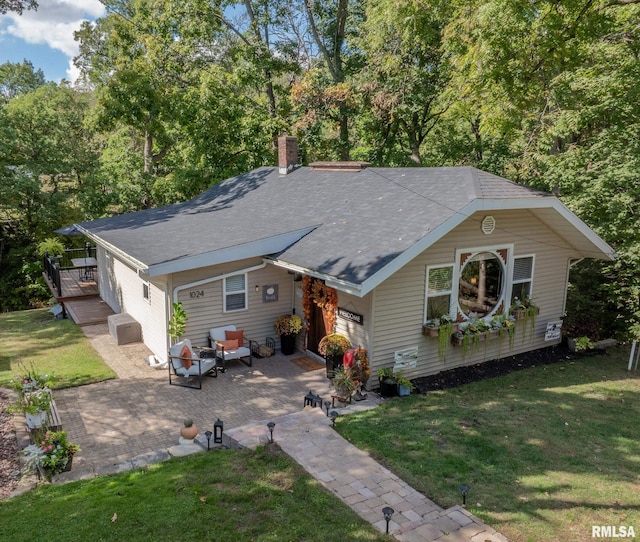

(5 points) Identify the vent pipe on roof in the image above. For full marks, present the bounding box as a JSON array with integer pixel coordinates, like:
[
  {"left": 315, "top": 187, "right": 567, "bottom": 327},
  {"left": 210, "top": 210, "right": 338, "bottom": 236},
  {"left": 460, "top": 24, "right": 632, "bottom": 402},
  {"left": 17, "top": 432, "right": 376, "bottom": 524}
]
[
  {"left": 278, "top": 136, "right": 298, "bottom": 175},
  {"left": 309, "top": 161, "right": 370, "bottom": 172}
]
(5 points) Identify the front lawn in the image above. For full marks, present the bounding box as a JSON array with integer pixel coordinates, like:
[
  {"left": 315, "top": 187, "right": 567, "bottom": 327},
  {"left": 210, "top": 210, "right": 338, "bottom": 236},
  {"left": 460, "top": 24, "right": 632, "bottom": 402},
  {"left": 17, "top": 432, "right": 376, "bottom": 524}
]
[
  {"left": 0, "top": 309, "right": 116, "bottom": 389},
  {"left": 0, "top": 446, "right": 388, "bottom": 542},
  {"left": 337, "top": 348, "right": 640, "bottom": 542}
]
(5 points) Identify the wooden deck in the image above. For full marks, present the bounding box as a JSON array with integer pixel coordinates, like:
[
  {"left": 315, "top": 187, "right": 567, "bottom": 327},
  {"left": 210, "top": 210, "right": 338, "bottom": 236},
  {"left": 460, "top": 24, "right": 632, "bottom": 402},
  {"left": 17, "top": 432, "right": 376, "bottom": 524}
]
[
  {"left": 64, "top": 297, "right": 115, "bottom": 326},
  {"left": 43, "top": 270, "right": 114, "bottom": 326},
  {"left": 43, "top": 269, "right": 100, "bottom": 301}
]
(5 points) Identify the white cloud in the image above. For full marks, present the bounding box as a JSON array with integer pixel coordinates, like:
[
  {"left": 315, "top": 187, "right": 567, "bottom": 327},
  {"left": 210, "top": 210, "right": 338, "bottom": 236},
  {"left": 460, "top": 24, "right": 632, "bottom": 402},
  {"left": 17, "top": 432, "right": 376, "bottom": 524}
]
[
  {"left": 66, "top": 57, "right": 80, "bottom": 82},
  {"left": 2, "top": 0, "right": 104, "bottom": 79}
]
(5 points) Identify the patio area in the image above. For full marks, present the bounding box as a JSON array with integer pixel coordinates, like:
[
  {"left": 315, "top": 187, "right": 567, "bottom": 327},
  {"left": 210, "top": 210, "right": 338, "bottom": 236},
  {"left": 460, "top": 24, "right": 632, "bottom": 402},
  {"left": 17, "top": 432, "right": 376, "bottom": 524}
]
[
  {"left": 46, "top": 324, "right": 507, "bottom": 541},
  {"left": 53, "top": 324, "right": 336, "bottom": 472}
]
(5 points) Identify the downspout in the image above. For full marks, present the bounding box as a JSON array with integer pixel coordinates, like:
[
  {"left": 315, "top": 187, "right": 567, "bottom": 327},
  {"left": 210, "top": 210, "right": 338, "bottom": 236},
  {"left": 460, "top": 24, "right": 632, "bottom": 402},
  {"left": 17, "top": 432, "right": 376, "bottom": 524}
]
[{"left": 172, "top": 262, "right": 267, "bottom": 305}]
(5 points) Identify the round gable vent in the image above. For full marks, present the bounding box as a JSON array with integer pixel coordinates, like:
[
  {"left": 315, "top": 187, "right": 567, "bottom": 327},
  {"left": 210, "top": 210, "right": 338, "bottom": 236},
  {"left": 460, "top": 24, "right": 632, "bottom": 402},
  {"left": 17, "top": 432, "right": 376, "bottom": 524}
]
[{"left": 482, "top": 215, "right": 496, "bottom": 235}]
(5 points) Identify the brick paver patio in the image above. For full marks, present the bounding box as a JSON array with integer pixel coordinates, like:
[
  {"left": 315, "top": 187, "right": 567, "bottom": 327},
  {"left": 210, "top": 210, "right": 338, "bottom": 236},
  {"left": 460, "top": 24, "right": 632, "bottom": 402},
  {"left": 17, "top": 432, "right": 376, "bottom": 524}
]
[{"left": 51, "top": 324, "right": 507, "bottom": 541}]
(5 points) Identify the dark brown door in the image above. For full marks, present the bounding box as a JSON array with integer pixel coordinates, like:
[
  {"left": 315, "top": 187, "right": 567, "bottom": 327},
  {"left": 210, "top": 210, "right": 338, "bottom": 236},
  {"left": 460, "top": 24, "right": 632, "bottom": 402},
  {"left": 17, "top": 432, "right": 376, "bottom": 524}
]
[{"left": 307, "top": 302, "right": 328, "bottom": 355}]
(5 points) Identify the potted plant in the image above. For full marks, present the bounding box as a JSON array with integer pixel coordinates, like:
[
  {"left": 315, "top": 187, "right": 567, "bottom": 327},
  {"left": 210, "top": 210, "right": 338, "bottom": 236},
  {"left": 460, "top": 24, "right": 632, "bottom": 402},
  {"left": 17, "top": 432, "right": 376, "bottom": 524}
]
[
  {"left": 377, "top": 368, "right": 397, "bottom": 397},
  {"left": 318, "top": 333, "right": 351, "bottom": 378},
  {"left": 352, "top": 346, "right": 371, "bottom": 392},
  {"left": 9, "top": 388, "right": 52, "bottom": 429},
  {"left": 11, "top": 361, "right": 55, "bottom": 392},
  {"left": 180, "top": 418, "right": 198, "bottom": 440},
  {"left": 332, "top": 365, "right": 358, "bottom": 399},
  {"left": 509, "top": 296, "right": 539, "bottom": 327},
  {"left": 24, "top": 430, "right": 80, "bottom": 481},
  {"left": 568, "top": 336, "right": 595, "bottom": 353},
  {"left": 168, "top": 302, "right": 187, "bottom": 344},
  {"left": 274, "top": 314, "right": 303, "bottom": 355},
  {"left": 396, "top": 374, "right": 414, "bottom": 397}
]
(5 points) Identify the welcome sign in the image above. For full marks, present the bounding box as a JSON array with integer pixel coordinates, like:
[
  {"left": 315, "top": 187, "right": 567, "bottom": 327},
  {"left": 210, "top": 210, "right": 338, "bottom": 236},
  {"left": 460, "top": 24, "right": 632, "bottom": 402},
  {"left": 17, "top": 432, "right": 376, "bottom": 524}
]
[{"left": 337, "top": 307, "right": 363, "bottom": 325}]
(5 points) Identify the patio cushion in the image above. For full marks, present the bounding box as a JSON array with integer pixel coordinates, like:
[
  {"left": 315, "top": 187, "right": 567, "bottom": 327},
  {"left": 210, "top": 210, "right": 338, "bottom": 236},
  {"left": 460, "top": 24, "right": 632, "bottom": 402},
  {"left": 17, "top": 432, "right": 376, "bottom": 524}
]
[
  {"left": 225, "top": 329, "right": 244, "bottom": 342},
  {"left": 218, "top": 339, "right": 238, "bottom": 350},
  {"left": 180, "top": 344, "right": 193, "bottom": 369}
]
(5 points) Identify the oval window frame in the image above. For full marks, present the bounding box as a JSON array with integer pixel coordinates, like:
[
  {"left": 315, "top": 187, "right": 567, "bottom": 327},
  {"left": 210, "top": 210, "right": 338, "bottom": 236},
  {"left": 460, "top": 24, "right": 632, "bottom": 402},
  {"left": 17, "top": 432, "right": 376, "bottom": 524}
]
[{"left": 457, "top": 250, "right": 506, "bottom": 319}]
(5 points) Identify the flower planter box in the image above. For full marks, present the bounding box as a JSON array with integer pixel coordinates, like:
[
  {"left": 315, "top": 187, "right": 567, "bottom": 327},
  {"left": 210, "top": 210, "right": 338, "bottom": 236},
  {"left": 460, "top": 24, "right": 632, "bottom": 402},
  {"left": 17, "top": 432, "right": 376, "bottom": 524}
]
[
  {"left": 511, "top": 306, "right": 540, "bottom": 321},
  {"left": 422, "top": 323, "right": 459, "bottom": 337},
  {"left": 451, "top": 329, "right": 501, "bottom": 347}
]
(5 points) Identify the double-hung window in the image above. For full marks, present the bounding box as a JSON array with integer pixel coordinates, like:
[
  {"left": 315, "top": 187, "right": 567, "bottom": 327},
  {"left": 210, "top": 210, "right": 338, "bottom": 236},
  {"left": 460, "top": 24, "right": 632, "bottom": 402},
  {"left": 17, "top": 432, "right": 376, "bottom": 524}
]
[
  {"left": 511, "top": 255, "right": 534, "bottom": 304},
  {"left": 224, "top": 273, "right": 247, "bottom": 312},
  {"left": 425, "top": 265, "right": 454, "bottom": 321}
]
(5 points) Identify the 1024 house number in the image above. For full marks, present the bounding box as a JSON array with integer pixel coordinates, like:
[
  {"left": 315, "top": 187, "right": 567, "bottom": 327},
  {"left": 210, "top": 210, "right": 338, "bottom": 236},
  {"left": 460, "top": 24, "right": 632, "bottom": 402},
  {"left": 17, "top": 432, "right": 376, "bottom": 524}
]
[{"left": 189, "top": 290, "right": 205, "bottom": 299}]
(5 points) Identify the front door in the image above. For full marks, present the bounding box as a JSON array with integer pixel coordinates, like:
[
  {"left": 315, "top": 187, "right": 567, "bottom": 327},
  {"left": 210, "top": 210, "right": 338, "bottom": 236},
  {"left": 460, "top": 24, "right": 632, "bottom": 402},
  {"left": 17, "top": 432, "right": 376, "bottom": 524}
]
[{"left": 307, "top": 302, "right": 328, "bottom": 356}]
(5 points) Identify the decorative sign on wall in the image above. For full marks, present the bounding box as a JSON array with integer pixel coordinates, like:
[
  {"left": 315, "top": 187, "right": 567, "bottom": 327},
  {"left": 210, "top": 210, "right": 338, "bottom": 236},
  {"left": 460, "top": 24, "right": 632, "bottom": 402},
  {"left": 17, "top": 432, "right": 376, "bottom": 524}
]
[
  {"left": 337, "top": 307, "right": 364, "bottom": 325},
  {"left": 393, "top": 346, "right": 418, "bottom": 371},
  {"left": 544, "top": 320, "right": 562, "bottom": 341},
  {"left": 262, "top": 285, "right": 278, "bottom": 303}
]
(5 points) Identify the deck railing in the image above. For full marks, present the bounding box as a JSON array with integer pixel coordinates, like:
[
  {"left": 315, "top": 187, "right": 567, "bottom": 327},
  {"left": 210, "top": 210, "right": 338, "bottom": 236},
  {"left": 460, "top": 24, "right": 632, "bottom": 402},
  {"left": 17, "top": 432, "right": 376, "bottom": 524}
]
[{"left": 43, "top": 243, "right": 97, "bottom": 298}]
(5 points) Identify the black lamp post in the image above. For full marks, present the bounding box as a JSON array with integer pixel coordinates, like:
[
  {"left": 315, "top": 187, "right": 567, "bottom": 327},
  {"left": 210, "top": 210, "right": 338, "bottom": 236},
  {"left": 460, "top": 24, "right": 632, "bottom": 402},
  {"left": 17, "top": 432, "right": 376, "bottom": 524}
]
[
  {"left": 324, "top": 400, "right": 331, "bottom": 416},
  {"left": 382, "top": 506, "right": 395, "bottom": 534},
  {"left": 267, "top": 421, "right": 275, "bottom": 443},
  {"left": 204, "top": 430, "right": 212, "bottom": 451},
  {"left": 459, "top": 483, "right": 470, "bottom": 506},
  {"left": 329, "top": 410, "right": 338, "bottom": 427},
  {"left": 214, "top": 418, "right": 224, "bottom": 444}
]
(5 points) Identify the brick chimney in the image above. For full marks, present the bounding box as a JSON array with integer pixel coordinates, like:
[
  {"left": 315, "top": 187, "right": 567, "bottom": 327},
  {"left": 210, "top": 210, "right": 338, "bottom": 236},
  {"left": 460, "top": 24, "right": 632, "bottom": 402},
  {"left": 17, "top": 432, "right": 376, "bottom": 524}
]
[{"left": 278, "top": 136, "right": 298, "bottom": 175}]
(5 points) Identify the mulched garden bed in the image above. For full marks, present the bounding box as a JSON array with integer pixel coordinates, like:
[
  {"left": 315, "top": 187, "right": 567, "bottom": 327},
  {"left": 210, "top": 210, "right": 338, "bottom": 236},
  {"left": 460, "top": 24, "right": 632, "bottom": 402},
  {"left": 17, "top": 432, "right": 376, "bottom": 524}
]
[{"left": 411, "top": 344, "right": 592, "bottom": 393}]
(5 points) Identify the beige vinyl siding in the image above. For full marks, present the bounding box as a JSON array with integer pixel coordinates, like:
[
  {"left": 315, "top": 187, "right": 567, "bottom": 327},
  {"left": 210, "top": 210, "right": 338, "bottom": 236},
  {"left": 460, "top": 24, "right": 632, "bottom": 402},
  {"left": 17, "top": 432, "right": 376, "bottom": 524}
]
[
  {"left": 174, "top": 258, "right": 295, "bottom": 350},
  {"left": 370, "top": 209, "right": 581, "bottom": 384},
  {"left": 98, "top": 247, "right": 168, "bottom": 360},
  {"left": 334, "top": 291, "right": 373, "bottom": 353},
  {"left": 96, "top": 247, "right": 121, "bottom": 312}
]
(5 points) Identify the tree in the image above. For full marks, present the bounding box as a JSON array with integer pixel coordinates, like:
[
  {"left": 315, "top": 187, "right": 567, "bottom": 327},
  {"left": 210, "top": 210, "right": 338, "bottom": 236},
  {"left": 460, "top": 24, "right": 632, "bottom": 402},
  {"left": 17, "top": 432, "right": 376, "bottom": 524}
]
[
  {"left": 213, "top": 0, "right": 305, "bottom": 148},
  {"left": 75, "top": 0, "right": 274, "bottom": 209},
  {"left": 293, "top": 0, "right": 364, "bottom": 160},
  {"left": 438, "top": 0, "right": 640, "bottom": 337},
  {"left": 0, "top": 83, "right": 97, "bottom": 311},
  {"left": 0, "top": 0, "right": 37, "bottom": 15},
  {"left": 0, "top": 60, "right": 46, "bottom": 102},
  {"left": 352, "top": 0, "right": 452, "bottom": 165}
]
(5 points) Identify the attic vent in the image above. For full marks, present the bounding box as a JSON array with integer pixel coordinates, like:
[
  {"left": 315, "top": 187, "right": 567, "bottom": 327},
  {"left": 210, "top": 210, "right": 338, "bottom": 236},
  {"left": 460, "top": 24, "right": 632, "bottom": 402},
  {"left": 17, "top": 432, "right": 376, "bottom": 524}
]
[
  {"left": 309, "top": 161, "right": 371, "bottom": 172},
  {"left": 481, "top": 215, "right": 496, "bottom": 235}
]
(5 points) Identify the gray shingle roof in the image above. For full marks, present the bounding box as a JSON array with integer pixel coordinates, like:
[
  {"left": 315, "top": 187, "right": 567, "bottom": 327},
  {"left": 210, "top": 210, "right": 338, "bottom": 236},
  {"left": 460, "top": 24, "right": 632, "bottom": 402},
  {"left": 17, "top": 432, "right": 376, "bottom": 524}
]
[{"left": 79, "top": 166, "right": 552, "bottom": 283}]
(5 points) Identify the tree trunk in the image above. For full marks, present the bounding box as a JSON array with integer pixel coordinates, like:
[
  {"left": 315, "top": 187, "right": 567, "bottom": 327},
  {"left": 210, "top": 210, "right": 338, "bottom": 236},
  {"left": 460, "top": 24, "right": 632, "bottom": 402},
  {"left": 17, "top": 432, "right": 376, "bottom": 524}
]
[{"left": 143, "top": 129, "right": 153, "bottom": 174}]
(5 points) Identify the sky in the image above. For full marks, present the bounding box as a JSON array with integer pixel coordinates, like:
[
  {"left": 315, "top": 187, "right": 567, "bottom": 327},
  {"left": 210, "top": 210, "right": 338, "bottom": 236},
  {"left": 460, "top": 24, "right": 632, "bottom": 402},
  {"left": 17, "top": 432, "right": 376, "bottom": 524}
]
[{"left": 0, "top": 0, "right": 105, "bottom": 83}]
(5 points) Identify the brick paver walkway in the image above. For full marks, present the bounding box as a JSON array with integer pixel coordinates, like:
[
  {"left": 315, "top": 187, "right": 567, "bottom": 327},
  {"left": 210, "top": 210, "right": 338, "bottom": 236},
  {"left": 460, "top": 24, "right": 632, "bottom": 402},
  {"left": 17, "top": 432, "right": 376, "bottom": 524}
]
[{"left": 52, "top": 324, "right": 507, "bottom": 541}]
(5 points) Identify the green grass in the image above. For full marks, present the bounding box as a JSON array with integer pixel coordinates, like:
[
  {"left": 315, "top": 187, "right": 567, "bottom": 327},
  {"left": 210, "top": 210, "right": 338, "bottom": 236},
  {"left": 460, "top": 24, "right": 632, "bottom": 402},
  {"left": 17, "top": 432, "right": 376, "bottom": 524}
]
[
  {"left": 337, "top": 348, "right": 640, "bottom": 542},
  {"left": 0, "top": 309, "right": 116, "bottom": 389},
  {"left": 0, "top": 445, "right": 388, "bottom": 542}
]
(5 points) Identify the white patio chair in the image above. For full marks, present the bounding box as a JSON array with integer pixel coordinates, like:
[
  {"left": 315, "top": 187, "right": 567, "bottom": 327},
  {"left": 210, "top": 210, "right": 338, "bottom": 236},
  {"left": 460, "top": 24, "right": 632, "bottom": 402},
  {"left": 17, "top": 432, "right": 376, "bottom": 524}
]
[
  {"left": 208, "top": 325, "right": 254, "bottom": 370},
  {"left": 168, "top": 339, "right": 218, "bottom": 389}
]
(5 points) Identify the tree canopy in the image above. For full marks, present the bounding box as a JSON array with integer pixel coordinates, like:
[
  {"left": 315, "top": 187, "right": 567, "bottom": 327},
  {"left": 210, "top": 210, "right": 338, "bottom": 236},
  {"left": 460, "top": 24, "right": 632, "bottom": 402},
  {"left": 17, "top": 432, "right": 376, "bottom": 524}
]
[{"left": 2, "top": 0, "right": 639, "bottom": 337}]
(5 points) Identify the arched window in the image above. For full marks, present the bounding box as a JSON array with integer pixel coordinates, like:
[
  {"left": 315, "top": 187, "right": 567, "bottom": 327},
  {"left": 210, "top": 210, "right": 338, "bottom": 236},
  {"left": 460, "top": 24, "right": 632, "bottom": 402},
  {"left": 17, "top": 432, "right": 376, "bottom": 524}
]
[{"left": 458, "top": 251, "right": 505, "bottom": 318}]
